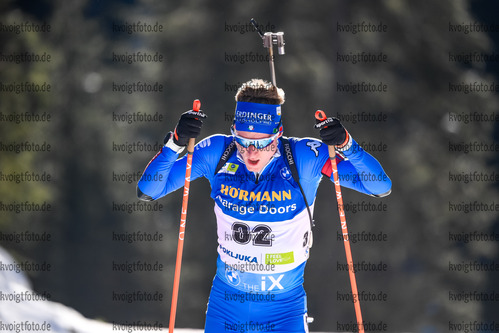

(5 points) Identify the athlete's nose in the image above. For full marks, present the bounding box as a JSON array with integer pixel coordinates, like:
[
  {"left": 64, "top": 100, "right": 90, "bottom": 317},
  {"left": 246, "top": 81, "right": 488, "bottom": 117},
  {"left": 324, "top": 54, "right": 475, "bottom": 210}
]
[{"left": 246, "top": 145, "right": 259, "bottom": 156}]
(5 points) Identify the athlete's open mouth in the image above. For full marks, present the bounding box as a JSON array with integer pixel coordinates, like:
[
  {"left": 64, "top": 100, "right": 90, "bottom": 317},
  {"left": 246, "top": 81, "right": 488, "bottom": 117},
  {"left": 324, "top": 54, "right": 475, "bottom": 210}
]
[{"left": 247, "top": 159, "right": 259, "bottom": 166}]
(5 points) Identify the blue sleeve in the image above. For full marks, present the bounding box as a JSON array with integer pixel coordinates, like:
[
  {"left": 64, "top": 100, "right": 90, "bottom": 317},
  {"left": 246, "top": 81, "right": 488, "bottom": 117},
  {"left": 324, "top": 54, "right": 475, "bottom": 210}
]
[
  {"left": 292, "top": 137, "right": 391, "bottom": 198},
  {"left": 334, "top": 139, "right": 392, "bottom": 196},
  {"left": 136, "top": 135, "right": 226, "bottom": 201}
]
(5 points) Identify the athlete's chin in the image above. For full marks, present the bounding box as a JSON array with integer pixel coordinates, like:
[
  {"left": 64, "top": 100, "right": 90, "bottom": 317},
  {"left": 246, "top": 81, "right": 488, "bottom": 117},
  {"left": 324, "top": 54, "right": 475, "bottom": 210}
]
[{"left": 246, "top": 165, "right": 262, "bottom": 173}]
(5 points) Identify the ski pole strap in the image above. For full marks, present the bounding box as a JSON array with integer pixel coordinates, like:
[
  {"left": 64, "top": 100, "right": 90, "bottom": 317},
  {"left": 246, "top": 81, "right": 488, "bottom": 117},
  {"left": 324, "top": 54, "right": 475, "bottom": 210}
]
[{"left": 280, "top": 137, "right": 315, "bottom": 229}]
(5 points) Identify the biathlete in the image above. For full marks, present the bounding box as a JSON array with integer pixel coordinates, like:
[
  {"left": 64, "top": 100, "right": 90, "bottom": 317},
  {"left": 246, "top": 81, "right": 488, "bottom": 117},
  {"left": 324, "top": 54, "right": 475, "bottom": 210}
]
[{"left": 137, "top": 78, "right": 391, "bottom": 332}]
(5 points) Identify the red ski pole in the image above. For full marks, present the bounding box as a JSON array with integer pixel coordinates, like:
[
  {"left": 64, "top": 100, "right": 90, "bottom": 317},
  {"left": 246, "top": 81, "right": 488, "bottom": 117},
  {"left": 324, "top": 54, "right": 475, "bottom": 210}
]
[
  {"left": 315, "top": 110, "right": 365, "bottom": 333},
  {"left": 168, "top": 99, "right": 201, "bottom": 333}
]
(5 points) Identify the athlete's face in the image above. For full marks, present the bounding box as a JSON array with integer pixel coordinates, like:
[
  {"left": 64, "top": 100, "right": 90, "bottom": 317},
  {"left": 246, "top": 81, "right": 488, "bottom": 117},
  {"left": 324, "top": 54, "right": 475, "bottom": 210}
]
[{"left": 235, "top": 130, "right": 280, "bottom": 173}]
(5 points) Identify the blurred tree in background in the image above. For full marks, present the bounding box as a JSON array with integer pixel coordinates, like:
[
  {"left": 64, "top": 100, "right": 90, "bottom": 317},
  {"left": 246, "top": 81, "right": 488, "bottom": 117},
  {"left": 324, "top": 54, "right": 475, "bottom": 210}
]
[{"left": 1, "top": 0, "right": 498, "bottom": 331}]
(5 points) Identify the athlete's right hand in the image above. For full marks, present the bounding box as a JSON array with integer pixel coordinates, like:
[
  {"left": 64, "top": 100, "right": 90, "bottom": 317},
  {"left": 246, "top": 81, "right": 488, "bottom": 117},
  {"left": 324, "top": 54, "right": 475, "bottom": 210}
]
[{"left": 172, "top": 109, "right": 207, "bottom": 147}]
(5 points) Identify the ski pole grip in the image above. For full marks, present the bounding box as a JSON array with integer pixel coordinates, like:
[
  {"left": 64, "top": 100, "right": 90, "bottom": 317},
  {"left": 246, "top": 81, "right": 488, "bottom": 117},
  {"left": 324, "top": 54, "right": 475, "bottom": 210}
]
[
  {"left": 315, "top": 110, "right": 336, "bottom": 158},
  {"left": 187, "top": 99, "right": 201, "bottom": 154},
  {"left": 315, "top": 110, "right": 327, "bottom": 122},
  {"left": 193, "top": 99, "right": 201, "bottom": 112}
]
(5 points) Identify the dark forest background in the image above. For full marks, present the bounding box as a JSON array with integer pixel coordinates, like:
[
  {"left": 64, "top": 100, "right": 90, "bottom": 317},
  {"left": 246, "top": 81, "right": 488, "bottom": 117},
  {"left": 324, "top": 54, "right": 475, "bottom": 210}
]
[{"left": 1, "top": 0, "right": 498, "bottom": 332}]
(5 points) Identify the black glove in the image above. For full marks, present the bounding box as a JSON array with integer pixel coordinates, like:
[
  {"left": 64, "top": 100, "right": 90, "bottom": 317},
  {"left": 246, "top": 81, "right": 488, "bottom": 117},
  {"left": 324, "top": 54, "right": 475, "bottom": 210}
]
[
  {"left": 171, "top": 110, "right": 207, "bottom": 146},
  {"left": 314, "top": 116, "right": 347, "bottom": 146}
]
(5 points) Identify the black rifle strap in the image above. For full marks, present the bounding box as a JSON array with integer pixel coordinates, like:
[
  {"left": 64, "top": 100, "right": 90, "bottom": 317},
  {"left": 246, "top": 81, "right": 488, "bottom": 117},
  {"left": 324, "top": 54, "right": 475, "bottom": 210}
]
[
  {"left": 214, "top": 140, "right": 237, "bottom": 175},
  {"left": 280, "top": 137, "right": 315, "bottom": 229}
]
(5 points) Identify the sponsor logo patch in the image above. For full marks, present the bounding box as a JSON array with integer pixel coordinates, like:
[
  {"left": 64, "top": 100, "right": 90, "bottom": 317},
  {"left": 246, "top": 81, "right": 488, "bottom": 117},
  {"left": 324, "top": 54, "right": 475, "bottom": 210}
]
[{"left": 265, "top": 252, "right": 295, "bottom": 265}]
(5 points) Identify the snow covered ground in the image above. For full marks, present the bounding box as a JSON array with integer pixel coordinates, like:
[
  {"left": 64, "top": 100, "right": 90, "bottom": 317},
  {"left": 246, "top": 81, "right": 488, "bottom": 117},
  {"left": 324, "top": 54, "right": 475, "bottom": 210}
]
[
  {"left": 0, "top": 246, "right": 178, "bottom": 332},
  {"left": 0, "top": 246, "right": 331, "bottom": 332}
]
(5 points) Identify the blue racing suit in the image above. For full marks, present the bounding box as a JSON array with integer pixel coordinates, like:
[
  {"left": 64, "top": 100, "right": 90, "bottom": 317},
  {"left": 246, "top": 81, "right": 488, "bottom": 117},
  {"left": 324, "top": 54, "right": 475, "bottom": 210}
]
[{"left": 137, "top": 134, "right": 391, "bottom": 332}]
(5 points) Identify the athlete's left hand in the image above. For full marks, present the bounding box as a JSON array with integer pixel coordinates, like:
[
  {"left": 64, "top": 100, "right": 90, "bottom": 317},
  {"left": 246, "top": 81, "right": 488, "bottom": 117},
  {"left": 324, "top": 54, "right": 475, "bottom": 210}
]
[{"left": 314, "top": 116, "right": 348, "bottom": 146}]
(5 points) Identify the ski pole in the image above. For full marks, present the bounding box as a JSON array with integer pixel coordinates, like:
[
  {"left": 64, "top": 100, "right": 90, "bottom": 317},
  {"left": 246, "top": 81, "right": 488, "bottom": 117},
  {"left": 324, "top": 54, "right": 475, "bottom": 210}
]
[
  {"left": 168, "top": 99, "right": 201, "bottom": 333},
  {"left": 315, "top": 110, "right": 365, "bottom": 333}
]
